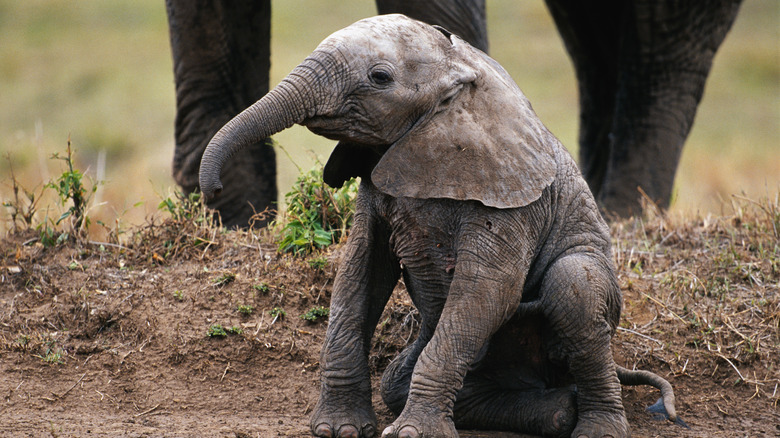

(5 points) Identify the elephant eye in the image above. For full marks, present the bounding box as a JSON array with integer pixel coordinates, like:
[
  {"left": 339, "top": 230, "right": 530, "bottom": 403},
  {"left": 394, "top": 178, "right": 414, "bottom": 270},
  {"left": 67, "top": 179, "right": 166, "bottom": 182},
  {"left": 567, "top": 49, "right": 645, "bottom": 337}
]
[{"left": 370, "top": 69, "right": 393, "bottom": 85}]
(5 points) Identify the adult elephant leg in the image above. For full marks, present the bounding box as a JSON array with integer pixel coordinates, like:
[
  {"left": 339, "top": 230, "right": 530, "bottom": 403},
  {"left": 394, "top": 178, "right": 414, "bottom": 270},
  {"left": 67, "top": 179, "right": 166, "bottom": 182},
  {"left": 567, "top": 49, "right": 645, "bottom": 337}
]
[
  {"left": 539, "top": 253, "right": 627, "bottom": 437},
  {"left": 375, "top": 0, "right": 488, "bottom": 52},
  {"left": 600, "top": 0, "right": 742, "bottom": 216},
  {"left": 544, "top": 0, "right": 626, "bottom": 200},
  {"left": 166, "top": 0, "right": 276, "bottom": 227}
]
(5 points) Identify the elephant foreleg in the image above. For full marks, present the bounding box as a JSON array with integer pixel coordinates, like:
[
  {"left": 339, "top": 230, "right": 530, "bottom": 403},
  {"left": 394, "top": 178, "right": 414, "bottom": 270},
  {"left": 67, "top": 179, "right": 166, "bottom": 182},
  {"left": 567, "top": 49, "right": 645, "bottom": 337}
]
[
  {"left": 381, "top": 260, "right": 527, "bottom": 438},
  {"left": 312, "top": 191, "right": 401, "bottom": 438}
]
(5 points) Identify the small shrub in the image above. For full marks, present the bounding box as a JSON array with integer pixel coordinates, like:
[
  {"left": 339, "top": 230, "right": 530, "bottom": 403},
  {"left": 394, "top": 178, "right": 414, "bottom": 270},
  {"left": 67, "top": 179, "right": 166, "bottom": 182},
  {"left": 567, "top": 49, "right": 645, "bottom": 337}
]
[
  {"left": 158, "top": 191, "right": 206, "bottom": 224},
  {"left": 277, "top": 165, "right": 357, "bottom": 255},
  {"left": 301, "top": 306, "right": 329, "bottom": 322},
  {"left": 36, "top": 338, "right": 65, "bottom": 365},
  {"left": 37, "top": 223, "right": 68, "bottom": 248},
  {"left": 47, "top": 138, "right": 97, "bottom": 232}
]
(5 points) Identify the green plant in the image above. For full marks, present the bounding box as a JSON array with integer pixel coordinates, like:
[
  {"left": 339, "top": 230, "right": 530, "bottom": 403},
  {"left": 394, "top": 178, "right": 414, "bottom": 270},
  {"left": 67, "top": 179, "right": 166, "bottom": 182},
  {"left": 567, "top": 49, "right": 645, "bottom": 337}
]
[
  {"left": 36, "top": 338, "right": 64, "bottom": 365},
  {"left": 207, "top": 324, "right": 228, "bottom": 337},
  {"left": 46, "top": 138, "right": 97, "bottom": 232},
  {"left": 308, "top": 256, "right": 328, "bottom": 271},
  {"left": 173, "top": 290, "right": 184, "bottom": 301},
  {"left": 277, "top": 165, "right": 358, "bottom": 255},
  {"left": 237, "top": 304, "right": 254, "bottom": 315},
  {"left": 269, "top": 307, "right": 287, "bottom": 321},
  {"left": 212, "top": 272, "right": 236, "bottom": 287},
  {"left": 158, "top": 190, "right": 206, "bottom": 224},
  {"left": 300, "top": 306, "right": 329, "bottom": 322},
  {"left": 37, "top": 223, "right": 68, "bottom": 248},
  {"left": 2, "top": 154, "right": 45, "bottom": 232},
  {"left": 252, "top": 283, "right": 270, "bottom": 293},
  {"left": 207, "top": 324, "right": 242, "bottom": 337}
]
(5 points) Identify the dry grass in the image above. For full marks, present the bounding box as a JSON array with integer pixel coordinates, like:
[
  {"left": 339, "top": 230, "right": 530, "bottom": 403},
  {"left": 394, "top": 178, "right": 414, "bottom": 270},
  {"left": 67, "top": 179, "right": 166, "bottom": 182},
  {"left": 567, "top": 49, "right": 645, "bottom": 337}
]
[{"left": 612, "top": 193, "right": 779, "bottom": 407}]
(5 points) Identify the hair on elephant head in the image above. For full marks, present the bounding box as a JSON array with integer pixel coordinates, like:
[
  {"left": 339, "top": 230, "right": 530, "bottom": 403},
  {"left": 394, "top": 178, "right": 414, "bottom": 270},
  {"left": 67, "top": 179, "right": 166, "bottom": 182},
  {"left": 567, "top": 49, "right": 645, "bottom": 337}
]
[{"left": 199, "top": 14, "right": 682, "bottom": 438}]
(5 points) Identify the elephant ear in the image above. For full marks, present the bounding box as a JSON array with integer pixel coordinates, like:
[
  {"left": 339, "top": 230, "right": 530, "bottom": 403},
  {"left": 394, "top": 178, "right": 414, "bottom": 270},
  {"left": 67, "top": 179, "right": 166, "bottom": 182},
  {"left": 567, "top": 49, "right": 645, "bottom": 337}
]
[{"left": 371, "top": 37, "right": 557, "bottom": 209}]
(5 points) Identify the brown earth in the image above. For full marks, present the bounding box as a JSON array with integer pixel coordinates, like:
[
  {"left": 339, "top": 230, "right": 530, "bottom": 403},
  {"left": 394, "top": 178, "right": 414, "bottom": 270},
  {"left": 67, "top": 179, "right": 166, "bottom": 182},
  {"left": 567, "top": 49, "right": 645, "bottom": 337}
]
[{"left": 1, "top": 201, "right": 778, "bottom": 437}]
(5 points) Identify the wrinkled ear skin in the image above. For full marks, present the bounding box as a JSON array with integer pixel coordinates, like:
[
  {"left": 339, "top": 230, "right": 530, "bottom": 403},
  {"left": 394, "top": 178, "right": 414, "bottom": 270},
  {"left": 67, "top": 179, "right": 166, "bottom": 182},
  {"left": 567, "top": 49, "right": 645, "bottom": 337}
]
[
  {"left": 371, "top": 36, "right": 557, "bottom": 209},
  {"left": 323, "top": 141, "right": 388, "bottom": 188}
]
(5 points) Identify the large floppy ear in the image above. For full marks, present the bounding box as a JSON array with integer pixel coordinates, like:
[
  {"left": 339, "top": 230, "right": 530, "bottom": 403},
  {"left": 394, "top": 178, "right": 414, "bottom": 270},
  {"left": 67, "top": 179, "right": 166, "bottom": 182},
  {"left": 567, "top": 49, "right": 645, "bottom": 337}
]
[{"left": 371, "top": 36, "right": 557, "bottom": 209}]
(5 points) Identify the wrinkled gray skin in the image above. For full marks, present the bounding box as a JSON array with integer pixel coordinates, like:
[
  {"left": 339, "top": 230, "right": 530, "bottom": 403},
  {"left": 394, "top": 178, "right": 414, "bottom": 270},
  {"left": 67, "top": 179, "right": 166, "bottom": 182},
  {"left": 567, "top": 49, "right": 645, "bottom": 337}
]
[
  {"left": 169, "top": 0, "right": 742, "bottom": 225},
  {"left": 199, "top": 15, "right": 681, "bottom": 438}
]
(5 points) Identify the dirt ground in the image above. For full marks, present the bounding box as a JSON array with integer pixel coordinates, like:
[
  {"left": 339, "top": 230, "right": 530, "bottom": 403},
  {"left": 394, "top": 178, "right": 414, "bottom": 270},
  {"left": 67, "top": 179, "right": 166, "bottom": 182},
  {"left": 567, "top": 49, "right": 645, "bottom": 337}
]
[{"left": 1, "top": 203, "right": 778, "bottom": 437}]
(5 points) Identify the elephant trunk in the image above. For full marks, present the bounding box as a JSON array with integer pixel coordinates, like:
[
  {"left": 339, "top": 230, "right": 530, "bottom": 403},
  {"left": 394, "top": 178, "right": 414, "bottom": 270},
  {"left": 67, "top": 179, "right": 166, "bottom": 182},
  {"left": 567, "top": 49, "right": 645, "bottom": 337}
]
[{"left": 199, "top": 53, "right": 339, "bottom": 200}]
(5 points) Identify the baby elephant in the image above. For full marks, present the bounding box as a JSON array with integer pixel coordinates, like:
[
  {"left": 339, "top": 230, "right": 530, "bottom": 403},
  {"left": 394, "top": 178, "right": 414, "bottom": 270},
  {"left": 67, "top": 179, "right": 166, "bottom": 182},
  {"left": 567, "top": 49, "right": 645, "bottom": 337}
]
[{"left": 199, "top": 14, "right": 680, "bottom": 438}]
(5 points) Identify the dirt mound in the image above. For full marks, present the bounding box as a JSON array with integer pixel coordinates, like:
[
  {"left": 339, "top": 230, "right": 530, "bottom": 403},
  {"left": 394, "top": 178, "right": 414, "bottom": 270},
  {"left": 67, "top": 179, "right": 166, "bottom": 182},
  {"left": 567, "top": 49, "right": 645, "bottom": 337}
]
[{"left": 1, "top": 200, "right": 778, "bottom": 437}]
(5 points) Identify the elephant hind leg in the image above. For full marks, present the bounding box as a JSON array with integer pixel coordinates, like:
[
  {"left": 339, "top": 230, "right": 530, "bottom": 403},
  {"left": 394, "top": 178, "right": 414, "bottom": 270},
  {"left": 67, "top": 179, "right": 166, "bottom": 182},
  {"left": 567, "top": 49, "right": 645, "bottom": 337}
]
[
  {"left": 539, "top": 253, "right": 629, "bottom": 437},
  {"left": 454, "top": 381, "right": 577, "bottom": 437},
  {"left": 380, "top": 339, "right": 426, "bottom": 415},
  {"left": 382, "top": 348, "right": 578, "bottom": 437}
]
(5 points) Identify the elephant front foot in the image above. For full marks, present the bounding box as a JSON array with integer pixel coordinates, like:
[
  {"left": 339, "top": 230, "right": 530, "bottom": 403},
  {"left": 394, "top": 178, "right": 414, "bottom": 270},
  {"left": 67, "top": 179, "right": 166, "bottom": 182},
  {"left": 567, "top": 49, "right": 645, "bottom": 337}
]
[
  {"left": 572, "top": 411, "right": 629, "bottom": 438},
  {"left": 381, "top": 409, "right": 457, "bottom": 438},
  {"left": 310, "top": 390, "right": 378, "bottom": 438}
]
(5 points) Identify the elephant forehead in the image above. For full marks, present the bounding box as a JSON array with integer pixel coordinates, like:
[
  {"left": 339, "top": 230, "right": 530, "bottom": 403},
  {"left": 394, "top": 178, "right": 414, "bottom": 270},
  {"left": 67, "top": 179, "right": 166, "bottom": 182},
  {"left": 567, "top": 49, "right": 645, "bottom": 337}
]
[{"left": 319, "top": 14, "right": 448, "bottom": 61}]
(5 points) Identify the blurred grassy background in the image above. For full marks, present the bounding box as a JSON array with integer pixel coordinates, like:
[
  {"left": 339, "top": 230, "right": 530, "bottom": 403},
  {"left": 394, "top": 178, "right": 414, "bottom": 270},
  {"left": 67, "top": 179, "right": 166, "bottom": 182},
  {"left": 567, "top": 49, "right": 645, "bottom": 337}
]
[{"left": 1, "top": 0, "right": 777, "bottom": 234}]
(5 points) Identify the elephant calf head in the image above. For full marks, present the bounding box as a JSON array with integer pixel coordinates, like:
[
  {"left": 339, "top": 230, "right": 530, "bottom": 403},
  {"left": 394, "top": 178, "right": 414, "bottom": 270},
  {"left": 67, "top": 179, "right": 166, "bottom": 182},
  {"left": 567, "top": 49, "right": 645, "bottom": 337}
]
[
  {"left": 199, "top": 14, "right": 555, "bottom": 210},
  {"left": 200, "top": 14, "right": 680, "bottom": 438}
]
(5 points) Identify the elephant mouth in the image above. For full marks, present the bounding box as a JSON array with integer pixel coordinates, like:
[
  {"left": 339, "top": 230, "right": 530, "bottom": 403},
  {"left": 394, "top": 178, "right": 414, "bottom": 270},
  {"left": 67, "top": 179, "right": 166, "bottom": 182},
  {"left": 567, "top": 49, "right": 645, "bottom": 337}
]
[{"left": 304, "top": 117, "right": 347, "bottom": 140}]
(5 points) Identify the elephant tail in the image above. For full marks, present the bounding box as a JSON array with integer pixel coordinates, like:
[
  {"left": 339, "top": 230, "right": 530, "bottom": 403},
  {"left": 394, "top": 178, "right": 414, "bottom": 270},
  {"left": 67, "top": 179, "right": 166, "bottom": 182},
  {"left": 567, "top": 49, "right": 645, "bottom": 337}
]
[{"left": 616, "top": 366, "right": 688, "bottom": 428}]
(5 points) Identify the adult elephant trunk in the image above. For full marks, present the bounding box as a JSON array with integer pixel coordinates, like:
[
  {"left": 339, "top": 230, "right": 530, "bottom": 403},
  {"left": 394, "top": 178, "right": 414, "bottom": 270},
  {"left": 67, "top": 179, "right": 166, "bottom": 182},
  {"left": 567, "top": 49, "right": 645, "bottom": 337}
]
[{"left": 199, "top": 53, "right": 339, "bottom": 200}]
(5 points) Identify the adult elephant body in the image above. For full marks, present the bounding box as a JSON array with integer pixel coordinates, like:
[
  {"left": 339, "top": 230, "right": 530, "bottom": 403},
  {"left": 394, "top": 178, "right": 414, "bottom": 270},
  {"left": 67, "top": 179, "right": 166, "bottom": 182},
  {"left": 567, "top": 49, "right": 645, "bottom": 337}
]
[{"left": 167, "top": 0, "right": 742, "bottom": 224}]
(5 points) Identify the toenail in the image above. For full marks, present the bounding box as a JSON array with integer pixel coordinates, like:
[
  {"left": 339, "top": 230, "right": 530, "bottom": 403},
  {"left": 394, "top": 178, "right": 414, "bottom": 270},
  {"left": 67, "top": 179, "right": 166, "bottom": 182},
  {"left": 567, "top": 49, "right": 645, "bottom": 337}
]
[
  {"left": 337, "top": 424, "right": 359, "bottom": 438},
  {"left": 314, "top": 423, "right": 333, "bottom": 438},
  {"left": 398, "top": 425, "right": 419, "bottom": 438},
  {"left": 362, "top": 424, "right": 377, "bottom": 438},
  {"left": 381, "top": 426, "right": 394, "bottom": 438}
]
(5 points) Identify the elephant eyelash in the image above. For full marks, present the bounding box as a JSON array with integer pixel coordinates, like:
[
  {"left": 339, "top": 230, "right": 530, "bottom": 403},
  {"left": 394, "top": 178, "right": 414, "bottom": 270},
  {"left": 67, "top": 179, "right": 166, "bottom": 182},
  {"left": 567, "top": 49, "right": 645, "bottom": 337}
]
[{"left": 369, "top": 69, "right": 394, "bottom": 85}]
